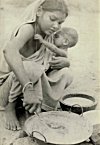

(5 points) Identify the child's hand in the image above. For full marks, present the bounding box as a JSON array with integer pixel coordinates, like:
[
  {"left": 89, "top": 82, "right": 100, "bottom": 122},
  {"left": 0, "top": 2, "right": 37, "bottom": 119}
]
[{"left": 34, "top": 34, "right": 43, "bottom": 43}]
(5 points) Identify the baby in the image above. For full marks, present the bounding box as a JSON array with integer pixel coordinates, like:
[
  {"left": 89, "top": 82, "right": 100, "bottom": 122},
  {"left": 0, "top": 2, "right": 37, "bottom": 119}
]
[{"left": 35, "top": 27, "right": 78, "bottom": 58}]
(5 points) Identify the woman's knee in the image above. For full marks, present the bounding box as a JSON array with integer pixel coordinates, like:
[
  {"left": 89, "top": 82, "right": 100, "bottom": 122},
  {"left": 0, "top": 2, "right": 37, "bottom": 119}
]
[{"left": 61, "top": 67, "right": 73, "bottom": 85}]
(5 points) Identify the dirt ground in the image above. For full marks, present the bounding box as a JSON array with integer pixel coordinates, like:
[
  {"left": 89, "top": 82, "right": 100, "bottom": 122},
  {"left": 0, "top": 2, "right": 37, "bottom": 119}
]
[{"left": 0, "top": 1, "right": 100, "bottom": 145}]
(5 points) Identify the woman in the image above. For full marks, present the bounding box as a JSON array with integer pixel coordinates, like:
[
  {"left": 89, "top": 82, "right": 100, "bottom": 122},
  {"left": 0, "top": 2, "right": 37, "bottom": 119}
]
[{"left": 0, "top": 0, "right": 73, "bottom": 131}]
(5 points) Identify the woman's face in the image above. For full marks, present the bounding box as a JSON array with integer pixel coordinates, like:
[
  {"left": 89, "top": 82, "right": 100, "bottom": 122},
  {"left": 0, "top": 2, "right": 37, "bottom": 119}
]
[{"left": 38, "top": 10, "right": 66, "bottom": 35}]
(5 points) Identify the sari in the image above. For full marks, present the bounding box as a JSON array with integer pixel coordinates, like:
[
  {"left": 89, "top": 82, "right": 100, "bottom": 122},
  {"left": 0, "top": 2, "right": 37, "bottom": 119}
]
[{"left": 0, "top": 0, "right": 72, "bottom": 111}]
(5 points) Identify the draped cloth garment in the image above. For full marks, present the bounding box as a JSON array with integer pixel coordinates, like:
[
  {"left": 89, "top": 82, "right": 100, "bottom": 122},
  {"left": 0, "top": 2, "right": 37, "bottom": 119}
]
[{"left": 0, "top": 0, "right": 72, "bottom": 111}]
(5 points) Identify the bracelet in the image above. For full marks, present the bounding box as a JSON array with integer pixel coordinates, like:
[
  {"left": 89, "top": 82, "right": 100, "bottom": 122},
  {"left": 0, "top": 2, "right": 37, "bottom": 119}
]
[{"left": 22, "top": 82, "right": 33, "bottom": 93}]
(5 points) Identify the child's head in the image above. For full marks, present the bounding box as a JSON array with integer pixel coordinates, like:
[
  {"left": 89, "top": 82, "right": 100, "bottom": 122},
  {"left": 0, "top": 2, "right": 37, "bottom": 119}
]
[
  {"left": 54, "top": 27, "right": 78, "bottom": 48},
  {"left": 36, "top": 0, "right": 68, "bottom": 35}
]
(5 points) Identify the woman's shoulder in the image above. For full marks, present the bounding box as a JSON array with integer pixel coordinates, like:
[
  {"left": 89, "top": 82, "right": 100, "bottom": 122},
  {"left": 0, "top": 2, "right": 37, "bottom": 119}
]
[
  {"left": 13, "top": 23, "right": 35, "bottom": 43},
  {"left": 19, "top": 23, "right": 35, "bottom": 38}
]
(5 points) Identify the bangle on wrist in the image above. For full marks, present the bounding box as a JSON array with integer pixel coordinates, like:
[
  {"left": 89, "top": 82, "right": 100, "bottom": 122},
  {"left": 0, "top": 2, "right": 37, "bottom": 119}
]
[{"left": 22, "top": 82, "right": 33, "bottom": 93}]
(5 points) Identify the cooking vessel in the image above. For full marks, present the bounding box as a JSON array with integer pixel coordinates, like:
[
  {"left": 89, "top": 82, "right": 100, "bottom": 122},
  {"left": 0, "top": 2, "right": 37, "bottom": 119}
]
[
  {"left": 24, "top": 109, "right": 93, "bottom": 145},
  {"left": 60, "top": 94, "right": 97, "bottom": 114}
]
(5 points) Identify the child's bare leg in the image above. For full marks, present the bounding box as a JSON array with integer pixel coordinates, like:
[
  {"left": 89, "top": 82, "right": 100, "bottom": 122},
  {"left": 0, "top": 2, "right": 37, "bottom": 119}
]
[{"left": 5, "top": 102, "right": 21, "bottom": 131}]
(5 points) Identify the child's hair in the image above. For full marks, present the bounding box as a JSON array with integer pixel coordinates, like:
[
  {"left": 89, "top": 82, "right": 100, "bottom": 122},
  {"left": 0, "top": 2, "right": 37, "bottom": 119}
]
[
  {"left": 42, "top": 0, "right": 68, "bottom": 16},
  {"left": 58, "top": 27, "right": 78, "bottom": 47}
]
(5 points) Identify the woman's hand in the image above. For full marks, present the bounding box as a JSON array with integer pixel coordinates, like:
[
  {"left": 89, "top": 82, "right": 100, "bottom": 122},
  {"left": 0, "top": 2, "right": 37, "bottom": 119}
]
[
  {"left": 23, "top": 84, "right": 42, "bottom": 114},
  {"left": 49, "top": 56, "right": 70, "bottom": 69},
  {"left": 23, "top": 102, "right": 41, "bottom": 114},
  {"left": 23, "top": 84, "right": 42, "bottom": 104}
]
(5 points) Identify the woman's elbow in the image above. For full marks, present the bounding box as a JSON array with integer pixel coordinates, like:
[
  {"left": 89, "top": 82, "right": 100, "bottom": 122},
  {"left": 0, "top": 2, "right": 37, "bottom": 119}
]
[
  {"left": 3, "top": 44, "right": 8, "bottom": 55},
  {"left": 3, "top": 44, "right": 9, "bottom": 57},
  {"left": 3, "top": 42, "right": 13, "bottom": 59},
  {"left": 3, "top": 41, "right": 15, "bottom": 55}
]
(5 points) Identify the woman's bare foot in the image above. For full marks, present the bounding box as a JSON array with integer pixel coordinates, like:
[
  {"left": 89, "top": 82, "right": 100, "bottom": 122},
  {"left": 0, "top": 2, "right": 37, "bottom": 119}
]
[{"left": 5, "top": 102, "right": 21, "bottom": 131}]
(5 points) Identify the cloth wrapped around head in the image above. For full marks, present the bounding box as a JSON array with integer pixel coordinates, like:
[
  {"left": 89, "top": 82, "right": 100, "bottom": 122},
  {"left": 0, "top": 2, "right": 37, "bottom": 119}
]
[
  {"left": 12, "top": 0, "right": 68, "bottom": 37},
  {"left": 42, "top": 0, "right": 68, "bottom": 16},
  {"left": 19, "top": 0, "right": 68, "bottom": 23}
]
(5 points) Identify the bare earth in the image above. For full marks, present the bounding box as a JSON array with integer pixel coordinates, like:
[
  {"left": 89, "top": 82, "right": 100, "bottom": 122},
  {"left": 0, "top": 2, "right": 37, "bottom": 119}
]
[{"left": 0, "top": 2, "right": 100, "bottom": 145}]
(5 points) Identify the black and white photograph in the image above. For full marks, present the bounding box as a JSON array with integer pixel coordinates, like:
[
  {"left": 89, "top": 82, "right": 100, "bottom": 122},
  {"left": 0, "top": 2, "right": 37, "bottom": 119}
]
[{"left": 0, "top": 0, "right": 100, "bottom": 145}]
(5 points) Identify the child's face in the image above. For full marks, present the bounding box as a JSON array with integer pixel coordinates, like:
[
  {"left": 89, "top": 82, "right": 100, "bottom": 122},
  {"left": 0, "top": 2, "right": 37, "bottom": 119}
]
[
  {"left": 54, "top": 32, "right": 67, "bottom": 48},
  {"left": 38, "top": 10, "right": 66, "bottom": 35}
]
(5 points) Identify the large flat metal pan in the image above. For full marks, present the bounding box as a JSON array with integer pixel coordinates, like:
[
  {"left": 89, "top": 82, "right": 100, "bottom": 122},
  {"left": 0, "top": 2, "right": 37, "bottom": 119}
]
[
  {"left": 24, "top": 111, "right": 93, "bottom": 145},
  {"left": 83, "top": 110, "right": 100, "bottom": 125}
]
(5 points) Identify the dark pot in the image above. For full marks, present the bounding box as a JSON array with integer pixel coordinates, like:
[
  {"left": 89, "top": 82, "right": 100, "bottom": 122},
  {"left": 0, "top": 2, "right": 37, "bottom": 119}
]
[{"left": 60, "top": 94, "right": 97, "bottom": 114}]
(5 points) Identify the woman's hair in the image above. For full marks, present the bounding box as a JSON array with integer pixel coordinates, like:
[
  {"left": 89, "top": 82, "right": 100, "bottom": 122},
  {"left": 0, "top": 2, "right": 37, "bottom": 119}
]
[
  {"left": 60, "top": 27, "right": 78, "bottom": 47},
  {"left": 42, "top": 0, "right": 68, "bottom": 16}
]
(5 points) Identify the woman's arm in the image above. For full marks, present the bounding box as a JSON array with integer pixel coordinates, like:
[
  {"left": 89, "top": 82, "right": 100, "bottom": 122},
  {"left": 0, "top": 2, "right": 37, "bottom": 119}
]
[
  {"left": 49, "top": 56, "right": 70, "bottom": 69},
  {"left": 3, "top": 24, "right": 34, "bottom": 86},
  {"left": 4, "top": 24, "right": 41, "bottom": 105},
  {"left": 35, "top": 34, "right": 67, "bottom": 57}
]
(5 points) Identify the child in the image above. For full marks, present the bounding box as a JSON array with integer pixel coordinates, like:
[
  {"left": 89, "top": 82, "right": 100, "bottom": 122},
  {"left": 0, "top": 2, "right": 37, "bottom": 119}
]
[{"left": 35, "top": 27, "right": 78, "bottom": 58}]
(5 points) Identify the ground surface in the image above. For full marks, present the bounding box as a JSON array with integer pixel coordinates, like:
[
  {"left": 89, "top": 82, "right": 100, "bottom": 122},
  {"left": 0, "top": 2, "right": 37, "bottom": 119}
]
[{"left": 0, "top": 1, "right": 100, "bottom": 145}]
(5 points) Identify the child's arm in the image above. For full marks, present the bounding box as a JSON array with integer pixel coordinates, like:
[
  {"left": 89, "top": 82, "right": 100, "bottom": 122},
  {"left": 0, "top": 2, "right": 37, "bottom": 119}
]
[{"left": 35, "top": 34, "right": 67, "bottom": 57}]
